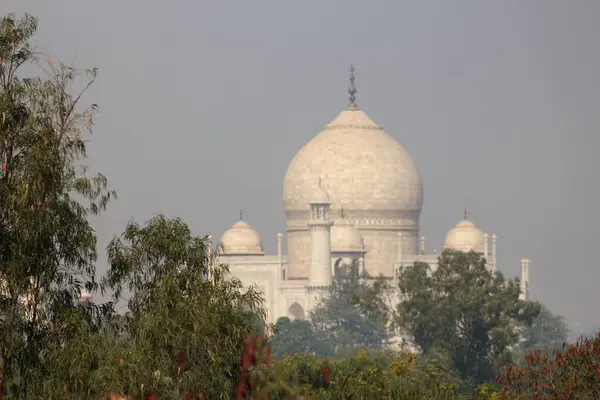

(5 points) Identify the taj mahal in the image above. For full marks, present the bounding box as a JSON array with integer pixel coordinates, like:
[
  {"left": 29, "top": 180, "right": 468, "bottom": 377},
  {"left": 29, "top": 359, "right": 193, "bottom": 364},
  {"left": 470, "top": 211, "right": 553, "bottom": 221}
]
[{"left": 215, "top": 67, "right": 531, "bottom": 324}]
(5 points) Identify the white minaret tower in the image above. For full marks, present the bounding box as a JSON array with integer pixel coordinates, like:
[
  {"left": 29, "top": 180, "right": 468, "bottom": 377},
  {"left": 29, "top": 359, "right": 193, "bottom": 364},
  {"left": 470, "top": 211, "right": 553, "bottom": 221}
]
[
  {"left": 394, "top": 232, "right": 403, "bottom": 281},
  {"left": 491, "top": 234, "right": 497, "bottom": 274},
  {"left": 483, "top": 233, "right": 489, "bottom": 261},
  {"left": 519, "top": 258, "right": 530, "bottom": 300},
  {"left": 277, "top": 232, "right": 284, "bottom": 277},
  {"left": 307, "top": 181, "right": 333, "bottom": 290}
]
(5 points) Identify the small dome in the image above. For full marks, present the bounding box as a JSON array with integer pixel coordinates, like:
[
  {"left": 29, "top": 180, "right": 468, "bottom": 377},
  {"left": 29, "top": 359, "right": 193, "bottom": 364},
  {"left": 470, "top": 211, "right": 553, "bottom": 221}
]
[
  {"left": 331, "top": 219, "right": 365, "bottom": 252},
  {"left": 444, "top": 219, "right": 485, "bottom": 253},
  {"left": 310, "top": 183, "right": 330, "bottom": 204},
  {"left": 220, "top": 220, "right": 264, "bottom": 255}
]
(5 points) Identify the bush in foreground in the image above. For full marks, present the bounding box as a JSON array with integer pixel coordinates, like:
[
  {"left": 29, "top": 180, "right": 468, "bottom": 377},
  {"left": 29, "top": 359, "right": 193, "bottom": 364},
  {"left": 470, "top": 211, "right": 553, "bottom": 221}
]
[{"left": 498, "top": 333, "right": 600, "bottom": 399}]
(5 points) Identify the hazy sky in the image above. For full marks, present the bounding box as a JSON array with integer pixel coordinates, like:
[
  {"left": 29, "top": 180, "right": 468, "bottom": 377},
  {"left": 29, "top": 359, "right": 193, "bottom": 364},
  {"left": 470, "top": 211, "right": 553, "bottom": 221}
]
[{"left": 3, "top": 0, "right": 599, "bottom": 334}]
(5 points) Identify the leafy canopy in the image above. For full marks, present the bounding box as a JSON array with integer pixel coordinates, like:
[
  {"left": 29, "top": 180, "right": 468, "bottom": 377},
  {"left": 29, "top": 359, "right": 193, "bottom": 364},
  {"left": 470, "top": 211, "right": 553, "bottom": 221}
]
[
  {"left": 395, "top": 249, "right": 540, "bottom": 383},
  {"left": 516, "top": 303, "right": 568, "bottom": 360},
  {"left": 271, "top": 317, "right": 334, "bottom": 359},
  {"left": 311, "top": 261, "right": 392, "bottom": 353},
  {"left": 0, "top": 12, "right": 115, "bottom": 398},
  {"left": 99, "top": 215, "right": 267, "bottom": 398}
]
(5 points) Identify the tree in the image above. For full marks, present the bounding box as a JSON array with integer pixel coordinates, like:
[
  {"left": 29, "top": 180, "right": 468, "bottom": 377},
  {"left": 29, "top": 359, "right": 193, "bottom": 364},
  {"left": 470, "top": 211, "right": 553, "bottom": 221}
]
[
  {"left": 0, "top": 13, "right": 115, "bottom": 398},
  {"left": 395, "top": 249, "right": 540, "bottom": 384},
  {"left": 99, "top": 215, "right": 267, "bottom": 398},
  {"left": 499, "top": 333, "right": 600, "bottom": 399},
  {"left": 271, "top": 317, "right": 334, "bottom": 359},
  {"left": 519, "top": 304, "right": 568, "bottom": 354},
  {"left": 310, "top": 261, "right": 391, "bottom": 353}
]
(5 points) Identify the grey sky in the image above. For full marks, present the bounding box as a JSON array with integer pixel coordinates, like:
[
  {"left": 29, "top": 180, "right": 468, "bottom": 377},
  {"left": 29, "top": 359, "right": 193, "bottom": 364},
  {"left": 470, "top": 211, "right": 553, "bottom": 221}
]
[{"left": 3, "top": 0, "right": 599, "bottom": 335}]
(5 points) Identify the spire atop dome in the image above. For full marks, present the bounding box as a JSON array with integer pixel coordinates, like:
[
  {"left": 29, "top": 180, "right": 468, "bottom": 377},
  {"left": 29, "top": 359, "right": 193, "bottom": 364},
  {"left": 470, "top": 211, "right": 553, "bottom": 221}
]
[
  {"left": 464, "top": 208, "right": 468, "bottom": 220},
  {"left": 240, "top": 208, "right": 243, "bottom": 220},
  {"left": 348, "top": 64, "right": 357, "bottom": 108}
]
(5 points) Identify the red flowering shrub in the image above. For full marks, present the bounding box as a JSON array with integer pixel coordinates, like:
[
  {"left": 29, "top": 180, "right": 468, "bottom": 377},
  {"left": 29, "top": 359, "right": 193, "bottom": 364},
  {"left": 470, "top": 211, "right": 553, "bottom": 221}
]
[
  {"left": 235, "top": 334, "right": 274, "bottom": 400},
  {"left": 498, "top": 332, "right": 600, "bottom": 399}
]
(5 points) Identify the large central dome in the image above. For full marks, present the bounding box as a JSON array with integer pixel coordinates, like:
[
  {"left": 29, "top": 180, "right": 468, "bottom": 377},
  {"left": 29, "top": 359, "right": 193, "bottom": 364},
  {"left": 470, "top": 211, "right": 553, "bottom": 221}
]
[
  {"left": 283, "top": 106, "right": 423, "bottom": 220},
  {"left": 282, "top": 68, "right": 424, "bottom": 279}
]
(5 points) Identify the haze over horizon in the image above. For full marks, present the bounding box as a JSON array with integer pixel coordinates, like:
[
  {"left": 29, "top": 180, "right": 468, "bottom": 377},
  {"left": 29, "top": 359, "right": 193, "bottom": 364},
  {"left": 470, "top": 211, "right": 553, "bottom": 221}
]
[{"left": 3, "top": 0, "right": 599, "bottom": 336}]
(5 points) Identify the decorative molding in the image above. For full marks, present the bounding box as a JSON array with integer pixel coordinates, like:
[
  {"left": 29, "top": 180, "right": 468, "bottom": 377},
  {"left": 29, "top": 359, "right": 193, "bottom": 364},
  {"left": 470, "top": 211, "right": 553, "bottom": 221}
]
[
  {"left": 306, "top": 221, "right": 333, "bottom": 228},
  {"left": 288, "top": 216, "right": 420, "bottom": 230},
  {"left": 305, "top": 284, "right": 331, "bottom": 290}
]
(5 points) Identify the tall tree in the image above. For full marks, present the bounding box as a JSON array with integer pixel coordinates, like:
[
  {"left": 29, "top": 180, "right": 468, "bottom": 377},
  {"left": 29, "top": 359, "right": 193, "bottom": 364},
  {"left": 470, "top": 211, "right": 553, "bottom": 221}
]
[
  {"left": 520, "top": 303, "right": 568, "bottom": 353},
  {"left": 99, "top": 215, "right": 267, "bottom": 398},
  {"left": 0, "top": 13, "right": 115, "bottom": 398},
  {"left": 271, "top": 317, "right": 334, "bottom": 359},
  {"left": 395, "top": 249, "right": 540, "bottom": 384},
  {"left": 310, "top": 261, "right": 391, "bottom": 353}
]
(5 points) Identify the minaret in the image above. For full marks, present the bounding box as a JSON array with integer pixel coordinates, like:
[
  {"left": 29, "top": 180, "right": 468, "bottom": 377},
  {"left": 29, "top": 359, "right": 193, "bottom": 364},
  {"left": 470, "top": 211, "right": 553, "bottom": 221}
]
[
  {"left": 276, "top": 233, "right": 283, "bottom": 265},
  {"left": 204, "top": 234, "right": 213, "bottom": 280},
  {"left": 525, "top": 259, "right": 530, "bottom": 299},
  {"left": 307, "top": 181, "right": 333, "bottom": 289},
  {"left": 277, "top": 232, "right": 285, "bottom": 281},
  {"left": 420, "top": 236, "right": 426, "bottom": 255},
  {"left": 276, "top": 232, "right": 284, "bottom": 315},
  {"left": 359, "top": 257, "right": 366, "bottom": 278},
  {"left": 491, "top": 234, "right": 497, "bottom": 274},
  {"left": 394, "top": 232, "right": 403, "bottom": 281},
  {"left": 483, "top": 233, "right": 489, "bottom": 260},
  {"left": 519, "top": 259, "right": 530, "bottom": 300}
]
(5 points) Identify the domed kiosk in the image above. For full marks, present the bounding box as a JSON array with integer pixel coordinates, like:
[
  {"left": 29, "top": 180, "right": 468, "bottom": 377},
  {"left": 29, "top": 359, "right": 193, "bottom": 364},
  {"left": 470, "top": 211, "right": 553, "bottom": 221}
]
[
  {"left": 331, "top": 218, "right": 365, "bottom": 253},
  {"left": 444, "top": 210, "right": 487, "bottom": 254},
  {"left": 219, "top": 214, "right": 264, "bottom": 256},
  {"left": 444, "top": 221, "right": 485, "bottom": 254}
]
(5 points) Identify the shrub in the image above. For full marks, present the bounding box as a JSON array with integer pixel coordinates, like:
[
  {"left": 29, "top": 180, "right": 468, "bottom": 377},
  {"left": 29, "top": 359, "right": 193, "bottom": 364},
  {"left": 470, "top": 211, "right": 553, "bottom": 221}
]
[{"left": 498, "top": 333, "right": 600, "bottom": 399}]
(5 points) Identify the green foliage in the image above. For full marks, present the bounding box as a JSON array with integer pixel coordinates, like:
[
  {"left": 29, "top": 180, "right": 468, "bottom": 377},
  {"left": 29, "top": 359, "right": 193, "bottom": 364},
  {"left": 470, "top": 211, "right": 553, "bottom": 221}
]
[
  {"left": 0, "top": 12, "right": 115, "bottom": 398},
  {"left": 247, "top": 350, "right": 496, "bottom": 399},
  {"left": 99, "top": 215, "right": 267, "bottom": 398},
  {"left": 311, "top": 261, "right": 392, "bottom": 353},
  {"left": 0, "top": 12, "right": 588, "bottom": 399},
  {"left": 516, "top": 304, "right": 568, "bottom": 359},
  {"left": 396, "top": 250, "right": 541, "bottom": 384},
  {"left": 271, "top": 317, "right": 334, "bottom": 359}
]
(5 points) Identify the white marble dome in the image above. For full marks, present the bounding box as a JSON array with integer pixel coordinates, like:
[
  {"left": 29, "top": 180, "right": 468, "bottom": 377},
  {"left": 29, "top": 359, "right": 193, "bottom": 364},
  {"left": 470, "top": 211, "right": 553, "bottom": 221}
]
[
  {"left": 283, "top": 106, "right": 423, "bottom": 220},
  {"left": 444, "top": 219, "right": 485, "bottom": 253},
  {"left": 219, "top": 220, "right": 264, "bottom": 255},
  {"left": 331, "top": 219, "right": 365, "bottom": 252}
]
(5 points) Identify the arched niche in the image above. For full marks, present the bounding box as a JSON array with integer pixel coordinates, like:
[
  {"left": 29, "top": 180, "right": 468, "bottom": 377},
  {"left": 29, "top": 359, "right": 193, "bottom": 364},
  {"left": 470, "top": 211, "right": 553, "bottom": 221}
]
[
  {"left": 288, "top": 302, "right": 305, "bottom": 320},
  {"left": 333, "top": 256, "right": 358, "bottom": 276}
]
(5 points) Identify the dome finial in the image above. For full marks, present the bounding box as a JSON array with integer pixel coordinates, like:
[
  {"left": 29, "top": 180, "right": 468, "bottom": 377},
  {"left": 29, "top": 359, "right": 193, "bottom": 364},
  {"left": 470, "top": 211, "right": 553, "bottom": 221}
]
[
  {"left": 348, "top": 64, "right": 357, "bottom": 108},
  {"left": 240, "top": 208, "right": 243, "bottom": 220},
  {"left": 464, "top": 207, "right": 468, "bottom": 220}
]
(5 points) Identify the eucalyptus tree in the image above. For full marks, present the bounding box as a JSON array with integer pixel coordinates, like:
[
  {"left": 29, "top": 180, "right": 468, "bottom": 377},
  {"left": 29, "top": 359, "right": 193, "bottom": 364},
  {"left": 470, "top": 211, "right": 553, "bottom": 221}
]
[
  {"left": 0, "top": 13, "right": 115, "bottom": 397},
  {"left": 310, "top": 261, "right": 392, "bottom": 354},
  {"left": 271, "top": 316, "right": 334, "bottom": 359},
  {"left": 99, "top": 215, "right": 267, "bottom": 398},
  {"left": 516, "top": 303, "right": 568, "bottom": 359}
]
